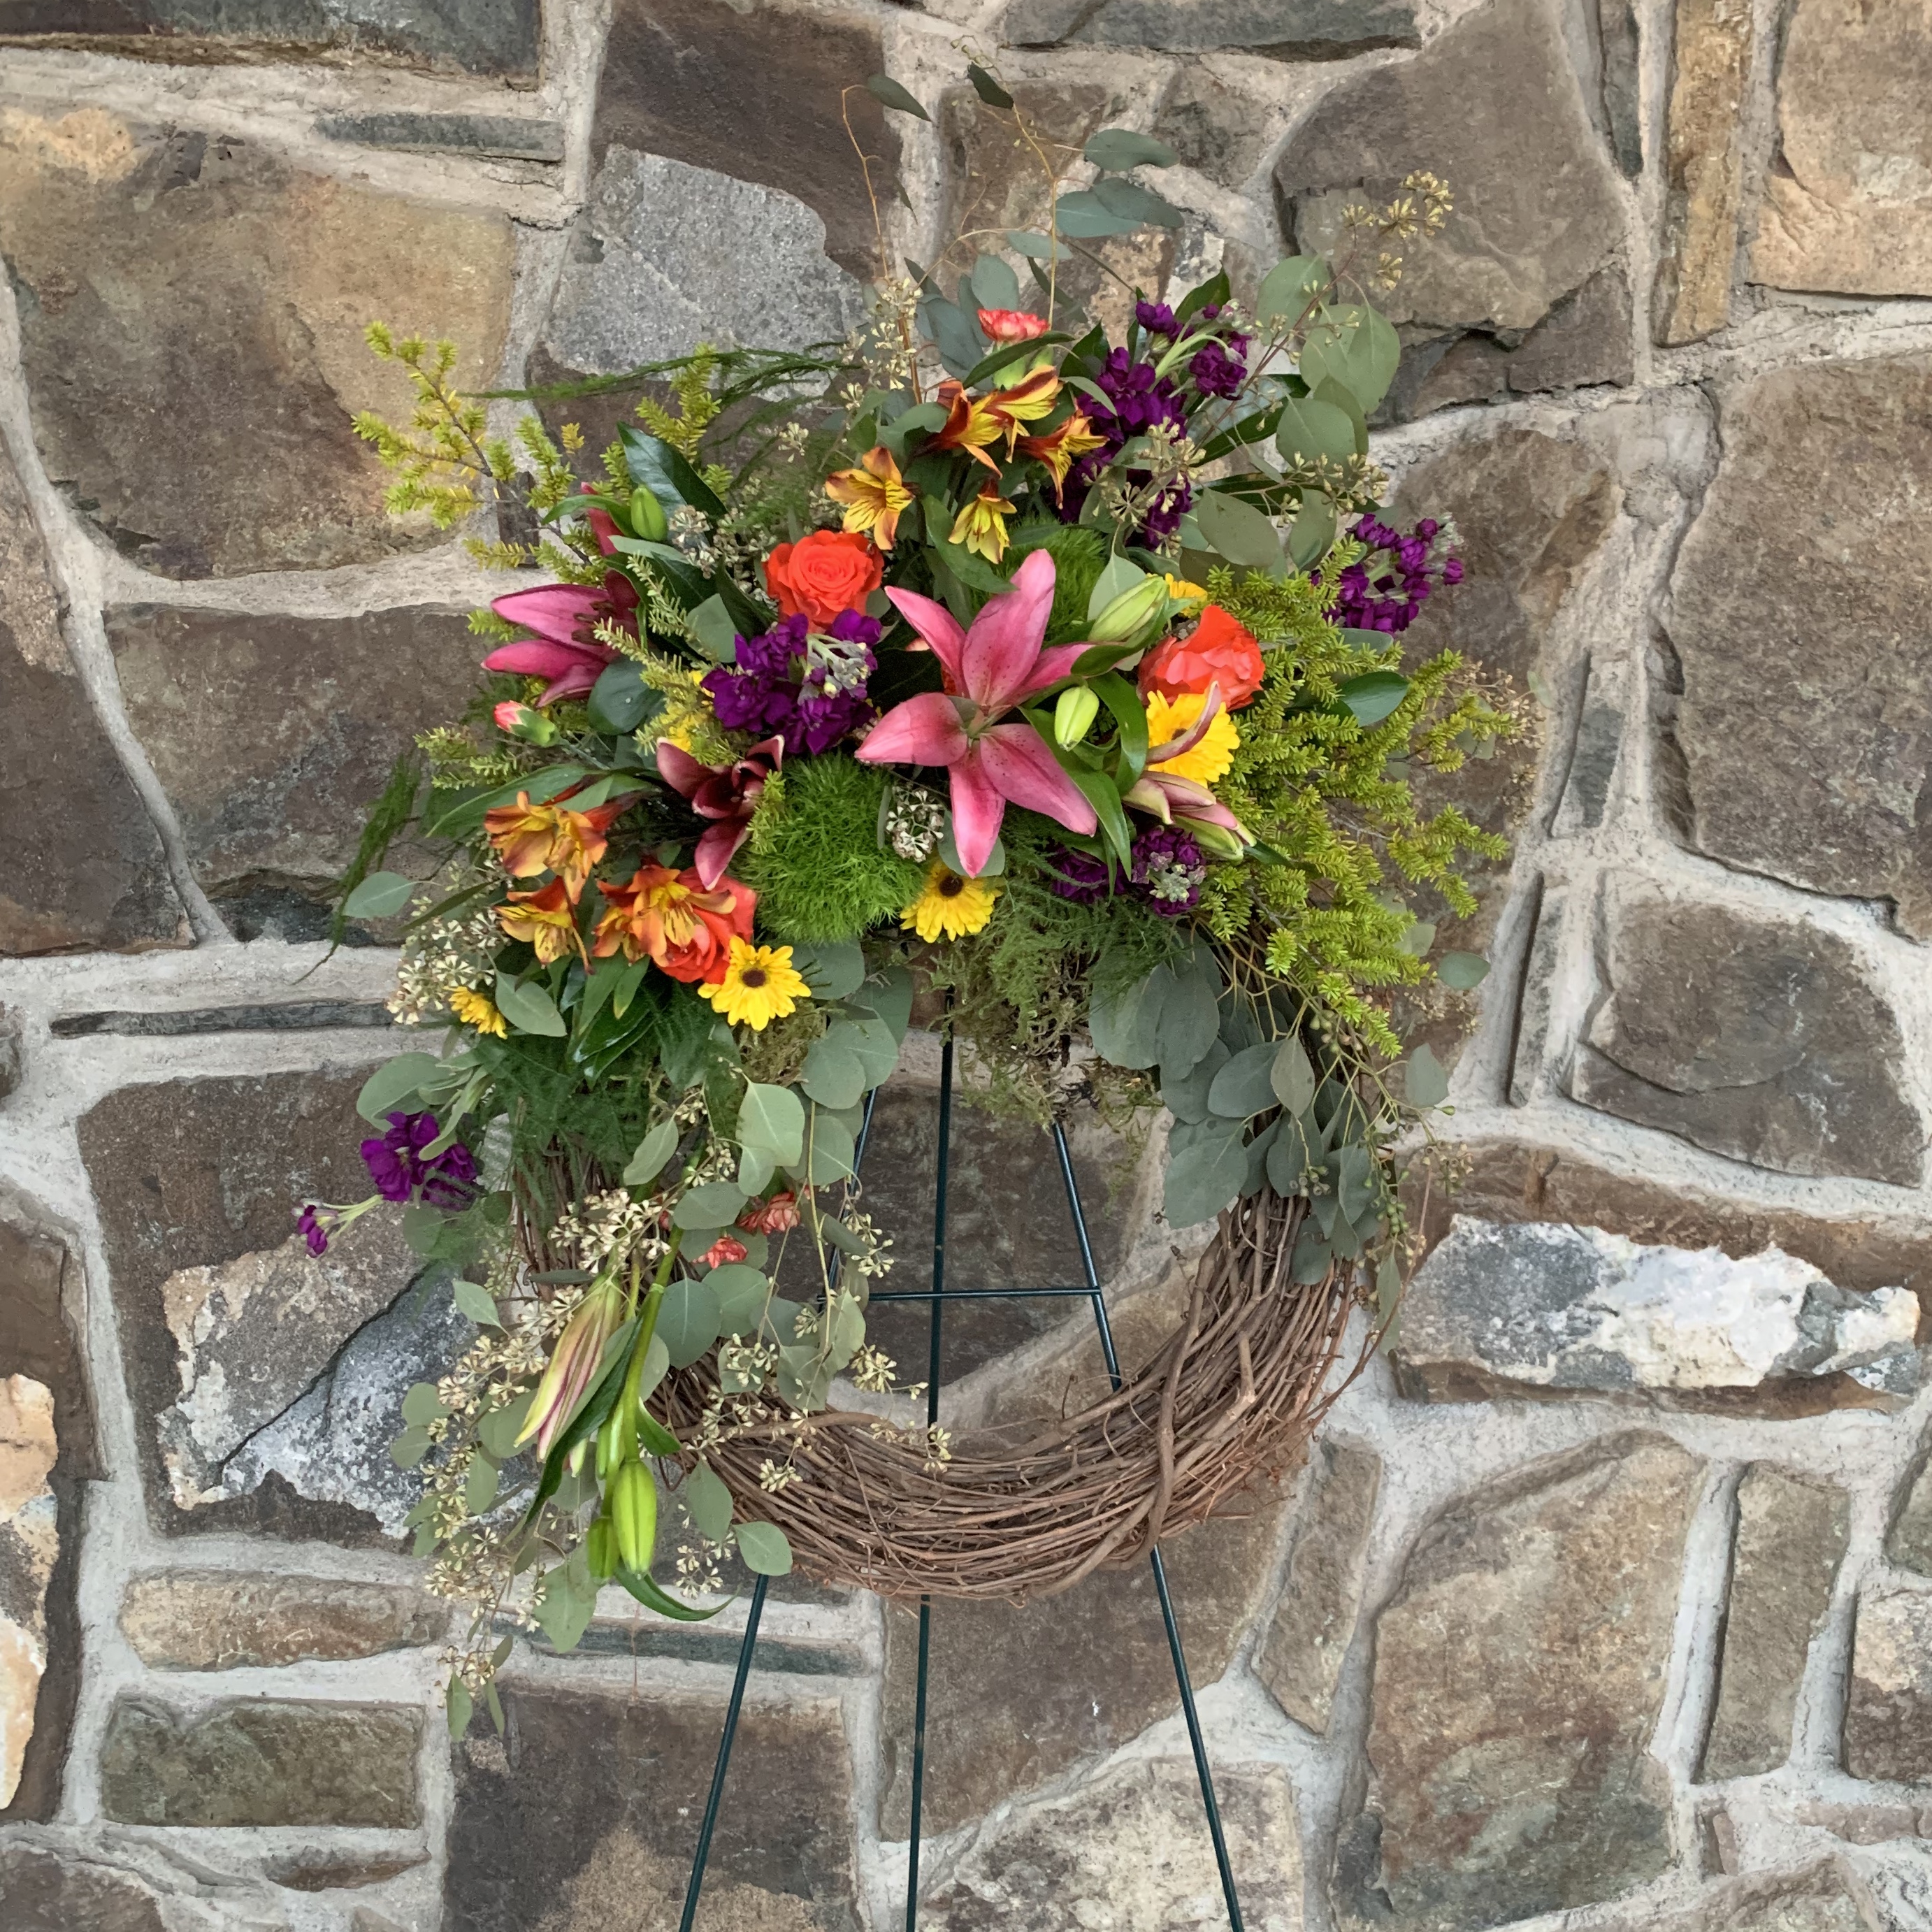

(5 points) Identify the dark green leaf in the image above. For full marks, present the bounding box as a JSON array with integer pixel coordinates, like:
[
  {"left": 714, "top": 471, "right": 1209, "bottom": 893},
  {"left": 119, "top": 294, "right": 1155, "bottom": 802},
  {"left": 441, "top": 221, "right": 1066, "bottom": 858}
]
[
  {"left": 1164, "top": 1128, "right": 1248, "bottom": 1227},
  {"left": 1054, "top": 190, "right": 1144, "bottom": 238},
  {"left": 342, "top": 870, "right": 414, "bottom": 918},
  {"left": 969, "top": 252, "right": 1022, "bottom": 312},
  {"left": 1275, "top": 394, "right": 1357, "bottom": 468},
  {"left": 657, "top": 1277, "right": 721, "bottom": 1368},
  {"left": 1093, "top": 176, "right": 1183, "bottom": 228},
  {"left": 967, "top": 62, "right": 1013, "bottom": 106},
  {"left": 1006, "top": 229, "right": 1073, "bottom": 262},
  {"left": 673, "top": 1181, "right": 748, "bottom": 1232},
  {"left": 637, "top": 1408, "right": 680, "bottom": 1457},
  {"left": 1153, "top": 963, "right": 1220, "bottom": 1081},
  {"left": 1160, "top": 1038, "right": 1229, "bottom": 1124},
  {"left": 1207, "top": 1042, "right": 1279, "bottom": 1120},
  {"left": 1088, "top": 969, "right": 1161, "bottom": 1069},
  {"left": 683, "top": 1461, "right": 735, "bottom": 1541},
  {"left": 447, "top": 1680, "right": 473, "bottom": 1739},
  {"left": 1255, "top": 254, "right": 1329, "bottom": 326},
  {"left": 1288, "top": 491, "right": 1337, "bottom": 570},
  {"left": 1404, "top": 1044, "right": 1450, "bottom": 1109},
  {"left": 866, "top": 73, "right": 930, "bottom": 120},
  {"left": 1310, "top": 375, "right": 1369, "bottom": 456},
  {"left": 1090, "top": 670, "right": 1149, "bottom": 781},
  {"left": 618, "top": 427, "right": 726, "bottom": 520},
  {"left": 1084, "top": 127, "right": 1178, "bottom": 171},
  {"left": 623, "top": 1119, "right": 682, "bottom": 1188},
  {"left": 1193, "top": 489, "right": 1281, "bottom": 569},
  {"left": 356, "top": 1052, "right": 442, "bottom": 1125},
  {"left": 1270, "top": 1038, "right": 1318, "bottom": 1116},
  {"left": 707, "top": 1263, "right": 770, "bottom": 1336},
  {"left": 496, "top": 973, "right": 567, "bottom": 1037},
  {"left": 963, "top": 330, "right": 1074, "bottom": 389},
  {"left": 688, "top": 593, "right": 739, "bottom": 663},
  {"left": 1337, "top": 671, "right": 1410, "bottom": 726},
  {"left": 736, "top": 1521, "right": 793, "bottom": 1576},
  {"left": 586, "top": 658, "right": 656, "bottom": 734}
]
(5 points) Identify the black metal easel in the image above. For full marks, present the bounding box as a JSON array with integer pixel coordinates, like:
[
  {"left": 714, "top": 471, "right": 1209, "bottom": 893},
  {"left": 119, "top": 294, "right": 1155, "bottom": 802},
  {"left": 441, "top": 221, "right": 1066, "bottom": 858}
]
[{"left": 677, "top": 1031, "right": 1246, "bottom": 1930}]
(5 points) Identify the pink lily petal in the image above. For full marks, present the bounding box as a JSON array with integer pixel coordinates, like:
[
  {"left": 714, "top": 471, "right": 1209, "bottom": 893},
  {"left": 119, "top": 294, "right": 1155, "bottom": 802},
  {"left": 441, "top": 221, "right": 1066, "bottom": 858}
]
[
  {"left": 1128, "top": 770, "right": 1252, "bottom": 838},
  {"left": 692, "top": 819, "right": 751, "bottom": 890},
  {"left": 1122, "top": 777, "right": 1173, "bottom": 822},
  {"left": 481, "top": 639, "right": 593, "bottom": 679},
  {"left": 960, "top": 548, "right": 1058, "bottom": 713},
  {"left": 976, "top": 721, "right": 1098, "bottom": 836},
  {"left": 491, "top": 583, "right": 603, "bottom": 642},
  {"left": 856, "top": 691, "right": 972, "bottom": 767},
  {"left": 884, "top": 588, "right": 968, "bottom": 690},
  {"left": 532, "top": 663, "right": 608, "bottom": 707},
  {"left": 1007, "top": 640, "right": 1100, "bottom": 705},
  {"left": 947, "top": 749, "right": 1008, "bottom": 878},
  {"left": 1145, "top": 684, "right": 1226, "bottom": 766}
]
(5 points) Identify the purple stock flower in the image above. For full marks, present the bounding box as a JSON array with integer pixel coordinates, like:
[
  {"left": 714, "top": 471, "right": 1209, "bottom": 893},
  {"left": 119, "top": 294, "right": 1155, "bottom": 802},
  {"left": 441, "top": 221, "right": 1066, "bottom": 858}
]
[
  {"left": 1330, "top": 514, "right": 1464, "bottom": 634},
  {"left": 1059, "top": 347, "right": 1195, "bottom": 542},
  {"left": 1134, "top": 300, "right": 1178, "bottom": 338},
  {"left": 700, "top": 609, "right": 877, "bottom": 755},
  {"left": 359, "top": 1111, "right": 477, "bottom": 1209},
  {"left": 1042, "top": 825, "right": 1206, "bottom": 914},
  {"left": 1188, "top": 337, "right": 1248, "bottom": 399},
  {"left": 1130, "top": 823, "right": 1207, "bottom": 914},
  {"left": 297, "top": 1204, "right": 333, "bottom": 1255}
]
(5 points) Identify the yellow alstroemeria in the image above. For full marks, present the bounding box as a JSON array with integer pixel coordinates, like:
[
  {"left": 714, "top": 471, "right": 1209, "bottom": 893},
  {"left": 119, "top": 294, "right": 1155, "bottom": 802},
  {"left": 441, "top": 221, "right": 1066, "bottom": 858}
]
[
  {"left": 930, "top": 380, "right": 1008, "bottom": 473},
  {"left": 1018, "top": 411, "right": 1109, "bottom": 503},
  {"left": 826, "top": 445, "right": 915, "bottom": 552},
  {"left": 496, "top": 878, "right": 587, "bottom": 965},
  {"left": 449, "top": 987, "right": 507, "bottom": 1037},
  {"left": 949, "top": 482, "right": 1018, "bottom": 566},
  {"left": 1145, "top": 690, "right": 1239, "bottom": 788},
  {"left": 984, "top": 365, "right": 1062, "bottom": 452},
  {"left": 900, "top": 862, "right": 1000, "bottom": 943}
]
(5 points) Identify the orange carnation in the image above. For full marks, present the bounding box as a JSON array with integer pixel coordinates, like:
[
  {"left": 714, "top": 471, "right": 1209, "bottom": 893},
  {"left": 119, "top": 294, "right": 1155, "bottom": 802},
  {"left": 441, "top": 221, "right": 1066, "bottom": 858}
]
[
  {"left": 1137, "top": 605, "right": 1267, "bottom": 711},
  {"left": 763, "top": 530, "right": 883, "bottom": 628}
]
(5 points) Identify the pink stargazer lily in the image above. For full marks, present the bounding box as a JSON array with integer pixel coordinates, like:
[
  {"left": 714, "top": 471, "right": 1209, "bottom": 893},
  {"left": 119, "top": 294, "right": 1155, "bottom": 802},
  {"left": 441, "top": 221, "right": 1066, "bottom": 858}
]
[
  {"left": 856, "top": 550, "right": 1097, "bottom": 875},
  {"left": 483, "top": 578, "right": 633, "bottom": 707}
]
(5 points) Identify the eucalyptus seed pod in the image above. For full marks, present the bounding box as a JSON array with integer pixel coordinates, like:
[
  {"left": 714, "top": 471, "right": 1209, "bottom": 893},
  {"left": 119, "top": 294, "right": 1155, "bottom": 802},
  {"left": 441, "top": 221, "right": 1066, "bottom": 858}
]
[
  {"left": 610, "top": 1458, "right": 658, "bottom": 1574},
  {"left": 586, "top": 1513, "right": 618, "bottom": 1582},
  {"left": 629, "top": 486, "right": 669, "bottom": 543},
  {"left": 1086, "top": 576, "right": 1167, "bottom": 644},
  {"left": 1053, "top": 685, "right": 1100, "bottom": 749}
]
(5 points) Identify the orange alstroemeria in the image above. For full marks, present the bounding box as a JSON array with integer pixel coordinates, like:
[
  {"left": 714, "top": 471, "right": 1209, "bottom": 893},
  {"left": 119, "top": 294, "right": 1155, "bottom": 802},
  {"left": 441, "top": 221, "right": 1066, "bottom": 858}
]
[
  {"left": 482, "top": 789, "right": 631, "bottom": 902},
  {"left": 824, "top": 446, "right": 915, "bottom": 552},
  {"left": 1018, "top": 411, "right": 1110, "bottom": 503},
  {"left": 497, "top": 877, "right": 586, "bottom": 965},
  {"left": 593, "top": 864, "right": 755, "bottom": 984}
]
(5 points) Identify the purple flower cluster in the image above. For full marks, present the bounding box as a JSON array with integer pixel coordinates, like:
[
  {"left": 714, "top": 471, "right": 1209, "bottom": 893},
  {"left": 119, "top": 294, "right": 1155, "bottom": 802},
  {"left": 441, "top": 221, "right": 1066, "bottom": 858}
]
[
  {"left": 1133, "top": 301, "right": 1250, "bottom": 398},
  {"left": 360, "top": 1111, "right": 478, "bottom": 1208},
  {"left": 296, "top": 1204, "right": 336, "bottom": 1256},
  {"left": 701, "top": 611, "right": 879, "bottom": 756},
  {"left": 1331, "top": 515, "right": 1464, "bottom": 634},
  {"left": 1044, "top": 824, "right": 1207, "bottom": 918},
  {"left": 1063, "top": 347, "right": 1194, "bottom": 543}
]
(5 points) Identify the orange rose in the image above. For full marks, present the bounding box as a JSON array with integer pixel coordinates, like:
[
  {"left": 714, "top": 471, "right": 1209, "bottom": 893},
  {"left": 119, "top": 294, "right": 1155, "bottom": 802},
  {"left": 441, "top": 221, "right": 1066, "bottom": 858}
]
[
  {"left": 764, "top": 530, "right": 884, "bottom": 628},
  {"left": 593, "top": 865, "right": 756, "bottom": 984},
  {"left": 1137, "top": 605, "right": 1267, "bottom": 710}
]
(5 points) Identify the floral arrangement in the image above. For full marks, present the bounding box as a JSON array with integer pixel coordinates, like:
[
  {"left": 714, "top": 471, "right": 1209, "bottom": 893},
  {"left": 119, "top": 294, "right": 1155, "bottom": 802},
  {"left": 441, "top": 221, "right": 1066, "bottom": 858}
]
[{"left": 304, "top": 74, "right": 1513, "bottom": 1732}]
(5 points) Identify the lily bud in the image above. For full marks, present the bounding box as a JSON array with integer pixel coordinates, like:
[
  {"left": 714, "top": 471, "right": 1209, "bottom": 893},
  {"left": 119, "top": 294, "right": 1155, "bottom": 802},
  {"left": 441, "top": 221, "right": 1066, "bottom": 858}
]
[
  {"left": 586, "top": 1513, "right": 618, "bottom": 1582},
  {"left": 1088, "top": 577, "right": 1169, "bottom": 644},
  {"left": 493, "top": 700, "right": 559, "bottom": 747},
  {"left": 1053, "top": 685, "right": 1100, "bottom": 749},
  {"left": 629, "top": 486, "right": 669, "bottom": 543},
  {"left": 1189, "top": 819, "right": 1252, "bottom": 861},
  {"left": 515, "top": 1276, "right": 624, "bottom": 1460},
  {"left": 610, "top": 1458, "right": 658, "bottom": 1574}
]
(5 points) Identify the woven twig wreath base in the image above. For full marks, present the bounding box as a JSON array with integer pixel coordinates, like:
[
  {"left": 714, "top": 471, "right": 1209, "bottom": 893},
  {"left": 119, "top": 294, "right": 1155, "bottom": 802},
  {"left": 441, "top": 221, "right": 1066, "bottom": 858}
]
[{"left": 647, "top": 1185, "right": 1364, "bottom": 1604}]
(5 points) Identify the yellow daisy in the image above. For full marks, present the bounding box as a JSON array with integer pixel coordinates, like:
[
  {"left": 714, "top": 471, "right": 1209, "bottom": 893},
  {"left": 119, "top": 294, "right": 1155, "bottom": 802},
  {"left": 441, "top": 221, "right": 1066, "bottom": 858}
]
[
  {"left": 1145, "top": 691, "right": 1239, "bottom": 788},
  {"left": 1164, "top": 574, "right": 1209, "bottom": 612},
  {"left": 449, "top": 987, "right": 508, "bottom": 1037},
  {"left": 900, "top": 863, "right": 1000, "bottom": 942},
  {"left": 699, "top": 939, "right": 811, "bottom": 1031}
]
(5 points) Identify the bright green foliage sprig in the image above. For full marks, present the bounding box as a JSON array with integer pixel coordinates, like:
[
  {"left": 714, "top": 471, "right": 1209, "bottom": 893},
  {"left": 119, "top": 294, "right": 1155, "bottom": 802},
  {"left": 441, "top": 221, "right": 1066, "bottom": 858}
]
[
  {"left": 1197, "top": 567, "right": 1511, "bottom": 1057},
  {"left": 353, "top": 325, "right": 512, "bottom": 528}
]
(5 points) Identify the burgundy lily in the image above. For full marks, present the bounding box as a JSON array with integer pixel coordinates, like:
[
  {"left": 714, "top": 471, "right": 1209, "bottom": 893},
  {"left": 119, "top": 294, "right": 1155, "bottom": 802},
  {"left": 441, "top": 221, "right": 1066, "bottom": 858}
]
[
  {"left": 855, "top": 550, "right": 1097, "bottom": 875},
  {"left": 656, "top": 737, "right": 784, "bottom": 888},
  {"left": 484, "top": 572, "right": 639, "bottom": 707}
]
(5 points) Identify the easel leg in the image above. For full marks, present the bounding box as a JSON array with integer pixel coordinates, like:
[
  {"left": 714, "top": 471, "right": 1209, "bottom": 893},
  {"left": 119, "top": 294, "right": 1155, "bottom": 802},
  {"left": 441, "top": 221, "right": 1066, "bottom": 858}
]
[
  {"left": 677, "top": 1573, "right": 770, "bottom": 1932},
  {"left": 1054, "top": 1124, "right": 1247, "bottom": 1932}
]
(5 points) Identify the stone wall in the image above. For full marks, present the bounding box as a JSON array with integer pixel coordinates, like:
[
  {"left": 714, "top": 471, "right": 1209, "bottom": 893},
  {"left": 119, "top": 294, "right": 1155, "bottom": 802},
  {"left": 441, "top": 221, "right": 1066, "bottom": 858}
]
[{"left": 0, "top": 1, "right": 1930, "bottom": 1928}]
